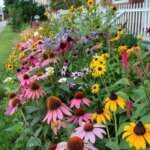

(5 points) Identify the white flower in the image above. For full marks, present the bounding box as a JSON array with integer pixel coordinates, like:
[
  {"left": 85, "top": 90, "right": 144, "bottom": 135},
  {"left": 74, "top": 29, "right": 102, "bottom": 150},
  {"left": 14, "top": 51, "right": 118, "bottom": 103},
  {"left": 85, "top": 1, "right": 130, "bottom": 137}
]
[
  {"left": 45, "top": 67, "right": 54, "bottom": 72},
  {"left": 58, "top": 78, "right": 67, "bottom": 83},
  {"left": 3, "top": 77, "right": 12, "bottom": 83},
  {"left": 39, "top": 27, "right": 43, "bottom": 30},
  {"left": 45, "top": 67, "right": 54, "bottom": 76},
  {"left": 34, "top": 32, "right": 39, "bottom": 37}
]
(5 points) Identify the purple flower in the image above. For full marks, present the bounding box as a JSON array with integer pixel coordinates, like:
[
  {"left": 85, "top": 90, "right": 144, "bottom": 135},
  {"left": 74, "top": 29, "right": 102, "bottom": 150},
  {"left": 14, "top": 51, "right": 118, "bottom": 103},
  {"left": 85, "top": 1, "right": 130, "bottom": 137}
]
[
  {"left": 71, "top": 72, "right": 83, "bottom": 80},
  {"left": 82, "top": 67, "right": 90, "bottom": 75},
  {"left": 61, "top": 66, "right": 68, "bottom": 76},
  {"left": 67, "top": 82, "right": 76, "bottom": 89}
]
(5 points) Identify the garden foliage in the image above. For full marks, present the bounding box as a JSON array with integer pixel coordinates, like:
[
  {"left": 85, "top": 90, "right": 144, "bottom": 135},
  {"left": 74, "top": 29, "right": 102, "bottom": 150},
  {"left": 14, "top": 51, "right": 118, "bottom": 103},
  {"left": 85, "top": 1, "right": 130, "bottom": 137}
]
[{"left": 3, "top": 2, "right": 150, "bottom": 150}]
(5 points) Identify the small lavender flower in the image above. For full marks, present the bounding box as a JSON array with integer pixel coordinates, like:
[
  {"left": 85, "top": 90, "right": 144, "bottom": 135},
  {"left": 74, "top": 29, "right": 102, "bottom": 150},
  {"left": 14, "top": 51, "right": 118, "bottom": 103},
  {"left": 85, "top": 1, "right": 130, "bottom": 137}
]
[
  {"left": 81, "top": 35, "right": 89, "bottom": 44},
  {"left": 61, "top": 66, "right": 68, "bottom": 76},
  {"left": 82, "top": 67, "right": 90, "bottom": 75},
  {"left": 67, "top": 82, "right": 75, "bottom": 89},
  {"left": 71, "top": 72, "right": 83, "bottom": 80}
]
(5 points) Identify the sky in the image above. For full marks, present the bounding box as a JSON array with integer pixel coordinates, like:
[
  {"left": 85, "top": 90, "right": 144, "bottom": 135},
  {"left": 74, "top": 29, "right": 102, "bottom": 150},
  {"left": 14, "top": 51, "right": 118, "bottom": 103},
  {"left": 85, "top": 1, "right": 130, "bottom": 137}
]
[{"left": 0, "top": 0, "right": 4, "bottom": 7}]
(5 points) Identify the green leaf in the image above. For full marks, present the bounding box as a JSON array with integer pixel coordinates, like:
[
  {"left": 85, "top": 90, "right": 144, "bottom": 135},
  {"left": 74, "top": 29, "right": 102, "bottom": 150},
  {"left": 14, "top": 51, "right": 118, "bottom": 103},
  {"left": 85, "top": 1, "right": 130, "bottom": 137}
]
[
  {"left": 27, "top": 137, "right": 43, "bottom": 149},
  {"left": 31, "top": 116, "right": 40, "bottom": 126},
  {"left": 25, "top": 106, "right": 37, "bottom": 114},
  {"left": 119, "top": 139, "right": 132, "bottom": 150},
  {"left": 117, "top": 122, "right": 129, "bottom": 136},
  {"left": 114, "top": 78, "right": 129, "bottom": 86},
  {"left": 5, "top": 124, "right": 22, "bottom": 132},
  {"left": 140, "top": 114, "right": 150, "bottom": 123},
  {"left": 59, "top": 83, "right": 70, "bottom": 93},
  {"left": 34, "top": 127, "right": 42, "bottom": 137},
  {"left": 106, "top": 141, "right": 119, "bottom": 150}
]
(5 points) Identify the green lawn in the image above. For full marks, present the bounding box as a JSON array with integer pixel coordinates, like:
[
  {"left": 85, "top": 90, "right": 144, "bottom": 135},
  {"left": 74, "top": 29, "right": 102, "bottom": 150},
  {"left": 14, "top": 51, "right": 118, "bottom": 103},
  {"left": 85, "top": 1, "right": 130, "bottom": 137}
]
[
  {"left": 0, "top": 25, "right": 20, "bottom": 77},
  {"left": 0, "top": 25, "right": 21, "bottom": 150}
]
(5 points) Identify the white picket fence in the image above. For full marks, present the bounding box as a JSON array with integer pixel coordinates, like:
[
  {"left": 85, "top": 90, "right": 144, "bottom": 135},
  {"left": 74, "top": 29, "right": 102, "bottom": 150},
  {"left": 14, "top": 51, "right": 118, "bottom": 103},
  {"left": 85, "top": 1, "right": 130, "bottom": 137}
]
[{"left": 113, "top": 0, "right": 150, "bottom": 42}]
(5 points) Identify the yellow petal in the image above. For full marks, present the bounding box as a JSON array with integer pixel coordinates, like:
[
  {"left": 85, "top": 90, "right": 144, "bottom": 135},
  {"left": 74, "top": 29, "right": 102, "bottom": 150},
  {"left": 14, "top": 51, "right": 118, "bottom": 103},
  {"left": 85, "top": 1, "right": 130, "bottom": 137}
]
[
  {"left": 97, "top": 115, "right": 102, "bottom": 124},
  {"left": 124, "top": 125, "right": 134, "bottom": 132},
  {"left": 116, "top": 97, "right": 126, "bottom": 109},
  {"left": 122, "top": 131, "right": 133, "bottom": 139},
  {"left": 103, "top": 110, "right": 111, "bottom": 121},
  {"left": 110, "top": 101, "right": 117, "bottom": 112},
  {"left": 100, "top": 114, "right": 106, "bottom": 124},
  {"left": 105, "top": 101, "right": 111, "bottom": 110},
  {"left": 144, "top": 132, "right": 150, "bottom": 144},
  {"left": 134, "top": 136, "right": 146, "bottom": 150},
  {"left": 145, "top": 124, "right": 150, "bottom": 131},
  {"left": 92, "top": 113, "right": 97, "bottom": 120}
]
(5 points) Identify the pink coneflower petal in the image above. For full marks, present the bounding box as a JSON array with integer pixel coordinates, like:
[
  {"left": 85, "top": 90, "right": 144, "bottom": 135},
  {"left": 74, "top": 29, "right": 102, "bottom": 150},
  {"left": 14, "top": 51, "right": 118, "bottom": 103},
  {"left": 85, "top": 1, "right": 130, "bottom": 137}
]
[
  {"left": 53, "top": 110, "right": 57, "bottom": 121},
  {"left": 82, "top": 98, "right": 91, "bottom": 106},
  {"left": 60, "top": 105, "right": 72, "bottom": 116},
  {"left": 57, "top": 109, "right": 63, "bottom": 120},
  {"left": 93, "top": 128, "right": 104, "bottom": 139}
]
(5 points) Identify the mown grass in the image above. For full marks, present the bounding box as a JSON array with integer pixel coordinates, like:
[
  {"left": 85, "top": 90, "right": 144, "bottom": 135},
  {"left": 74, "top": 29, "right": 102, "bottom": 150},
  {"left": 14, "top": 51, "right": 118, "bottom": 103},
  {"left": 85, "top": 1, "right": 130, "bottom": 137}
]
[{"left": 0, "top": 25, "right": 21, "bottom": 150}]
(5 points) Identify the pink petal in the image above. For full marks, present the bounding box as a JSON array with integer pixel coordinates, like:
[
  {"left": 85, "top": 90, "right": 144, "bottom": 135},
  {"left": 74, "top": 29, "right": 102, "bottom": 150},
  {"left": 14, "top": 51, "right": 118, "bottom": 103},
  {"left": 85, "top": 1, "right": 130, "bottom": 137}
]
[
  {"left": 60, "top": 105, "right": 71, "bottom": 116},
  {"left": 93, "top": 128, "right": 104, "bottom": 139},
  {"left": 56, "top": 109, "right": 63, "bottom": 120},
  {"left": 52, "top": 110, "right": 57, "bottom": 121}
]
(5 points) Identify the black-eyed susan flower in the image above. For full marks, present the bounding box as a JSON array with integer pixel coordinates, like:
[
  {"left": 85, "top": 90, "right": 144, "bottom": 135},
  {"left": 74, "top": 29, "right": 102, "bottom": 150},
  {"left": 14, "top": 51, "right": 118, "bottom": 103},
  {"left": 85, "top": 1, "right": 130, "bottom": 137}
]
[
  {"left": 92, "top": 106, "right": 111, "bottom": 124},
  {"left": 91, "top": 83, "right": 100, "bottom": 93},
  {"left": 127, "top": 47, "right": 134, "bottom": 55},
  {"left": 111, "top": 34, "right": 120, "bottom": 41},
  {"left": 103, "top": 91, "right": 126, "bottom": 112},
  {"left": 118, "top": 44, "right": 127, "bottom": 53},
  {"left": 6, "top": 64, "right": 13, "bottom": 70},
  {"left": 92, "top": 64, "right": 106, "bottom": 78},
  {"left": 110, "top": 5, "right": 117, "bottom": 12},
  {"left": 87, "top": 0, "right": 95, "bottom": 7},
  {"left": 69, "top": 5, "right": 74, "bottom": 12},
  {"left": 117, "top": 28, "right": 125, "bottom": 36},
  {"left": 122, "top": 121, "right": 150, "bottom": 149}
]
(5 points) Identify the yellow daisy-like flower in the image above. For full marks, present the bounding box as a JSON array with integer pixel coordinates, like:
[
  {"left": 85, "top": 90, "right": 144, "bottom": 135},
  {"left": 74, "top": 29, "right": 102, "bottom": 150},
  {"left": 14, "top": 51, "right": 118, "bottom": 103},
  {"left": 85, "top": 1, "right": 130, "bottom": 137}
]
[
  {"left": 137, "top": 35, "right": 143, "bottom": 41},
  {"left": 87, "top": 0, "right": 95, "bottom": 7},
  {"left": 118, "top": 44, "right": 127, "bottom": 53},
  {"left": 12, "top": 50, "right": 18, "bottom": 56},
  {"left": 117, "top": 28, "right": 125, "bottom": 36},
  {"left": 92, "top": 64, "right": 106, "bottom": 78},
  {"left": 18, "top": 52, "right": 25, "bottom": 59},
  {"left": 6, "top": 64, "right": 13, "bottom": 70},
  {"left": 122, "top": 121, "right": 150, "bottom": 150},
  {"left": 127, "top": 47, "right": 134, "bottom": 55},
  {"left": 77, "top": 6, "right": 83, "bottom": 12},
  {"left": 111, "top": 34, "right": 120, "bottom": 41},
  {"left": 8, "top": 55, "right": 13, "bottom": 63},
  {"left": 69, "top": 5, "right": 74, "bottom": 12},
  {"left": 92, "top": 107, "right": 111, "bottom": 124},
  {"left": 110, "top": 5, "right": 117, "bottom": 12},
  {"left": 135, "top": 45, "right": 141, "bottom": 51},
  {"left": 91, "top": 83, "right": 100, "bottom": 93},
  {"left": 103, "top": 91, "right": 126, "bottom": 112}
]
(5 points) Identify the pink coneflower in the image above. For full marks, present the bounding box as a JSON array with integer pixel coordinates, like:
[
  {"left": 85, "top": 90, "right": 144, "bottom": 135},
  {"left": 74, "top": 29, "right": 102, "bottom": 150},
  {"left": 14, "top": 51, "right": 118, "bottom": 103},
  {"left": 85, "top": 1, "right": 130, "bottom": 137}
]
[
  {"left": 64, "top": 59, "right": 70, "bottom": 66},
  {"left": 67, "top": 108, "right": 92, "bottom": 125},
  {"left": 41, "top": 52, "right": 50, "bottom": 67},
  {"left": 43, "top": 96, "right": 71, "bottom": 124},
  {"left": 36, "top": 40, "right": 45, "bottom": 49},
  {"left": 20, "top": 74, "right": 33, "bottom": 93},
  {"left": 56, "top": 136, "right": 98, "bottom": 150},
  {"left": 73, "top": 53, "right": 78, "bottom": 59},
  {"left": 121, "top": 50, "right": 128, "bottom": 70},
  {"left": 32, "top": 72, "right": 48, "bottom": 81},
  {"left": 70, "top": 92, "right": 91, "bottom": 109},
  {"left": 48, "top": 51, "right": 59, "bottom": 63},
  {"left": 24, "top": 81, "right": 45, "bottom": 100},
  {"left": 72, "top": 122, "right": 106, "bottom": 143},
  {"left": 51, "top": 120, "right": 66, "bottom": 135},
  {"left": 29, "top": 64, "right": 40, "bottom": 72},
  {"left": 5, "top": 96, "right": 21, "bottom": 115},
  {"left": 20, "top": 74, "right": 33, "bottom": 87},
  {"left": 55, "top": 42, "right": 71, "bottom": 55},
  {"left": 48, "top": 143, "right": 58, "bottom": 150},
  {"left": 29, "top": 56, "right": 40, "bottom": 66}
]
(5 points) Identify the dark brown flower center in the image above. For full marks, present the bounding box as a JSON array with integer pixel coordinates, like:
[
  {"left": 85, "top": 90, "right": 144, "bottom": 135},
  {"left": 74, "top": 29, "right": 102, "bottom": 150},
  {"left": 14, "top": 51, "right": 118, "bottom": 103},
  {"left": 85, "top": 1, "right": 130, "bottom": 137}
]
[
  {"left": 97, "top": 107, "right": 104, "bottom": 114},
  {"left": 74, "top": 92, "right": 84, "bottom": 99},
  {"left": 134, "top": 121, "right": 146, "bottom": 136},
  {"left": 37, "top": 72, "right": 43, "bottom": 76},
  {"left": 12, "top": 97, "right": 20, "bottom": 107},
  {"left": 98, "top": 67, "right": 102, "bottom": 71},
  {"left": 67, "top": 36, "right": 73, "bottom": 42},
  {"left": 47, "top": 96, "right": 61, "bottom": 110},
  {"left": 60, "top": 42, "right": 66, "bottom": 49},
  {"left": 23, "top": 74, "right": 30, "bottom": 80},
  {"left": 48, "top": 143, "right": 57, "bottom": 150},
  {"left": 109, "top": 91, "right": 117, "bottom": 100},
  {"left": 75, "top": 108, "right": 85, "bottom": 116},
  {"left": 9, "top": 93, "right": 17, "bottom": 99},
  {"left": 30, "top": 81, "right": 40, "bottom": 90},
  {"left": 42, "top": 53, "right": 49, "bottom": 60},
  {"left": 48, "top": 51, "right": 55, "bottom": 58},
  {"left": 84, "top": 123, "right": 94, "bottom": 132},
  {"left": 67, "top": 136, "right": 84, "bottom": 150}
]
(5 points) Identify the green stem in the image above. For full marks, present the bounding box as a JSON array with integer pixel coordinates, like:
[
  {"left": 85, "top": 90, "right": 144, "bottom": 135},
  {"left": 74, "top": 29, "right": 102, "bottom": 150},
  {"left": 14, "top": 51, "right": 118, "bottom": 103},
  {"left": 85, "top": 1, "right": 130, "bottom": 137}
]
[
  {"left": 20, "top": 109, "right": 28, "bottom": 126},
  {"left": 113, "top": 112, "right": 118, "bottom": 145},
  {"left": 101, "top": 76, "right": 109, "bottom": 94},
  {"left": 106, "top": 123, "right": 111, "bottom": 142},
  {"left": 36, "top": 99, "right": 41, "bottom": 119}
]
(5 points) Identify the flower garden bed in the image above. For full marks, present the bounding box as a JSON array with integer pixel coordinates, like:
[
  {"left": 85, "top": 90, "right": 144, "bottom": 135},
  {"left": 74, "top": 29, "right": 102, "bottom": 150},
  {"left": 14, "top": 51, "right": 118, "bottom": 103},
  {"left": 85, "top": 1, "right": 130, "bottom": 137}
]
[{"left": 3, "top": 2, "right": 150, "bottom": 150}]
